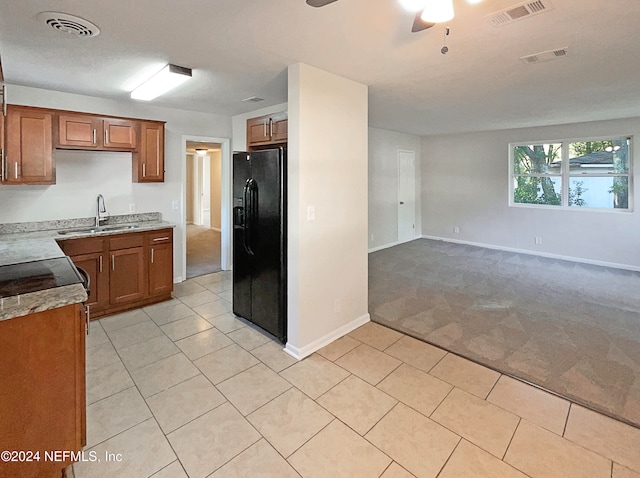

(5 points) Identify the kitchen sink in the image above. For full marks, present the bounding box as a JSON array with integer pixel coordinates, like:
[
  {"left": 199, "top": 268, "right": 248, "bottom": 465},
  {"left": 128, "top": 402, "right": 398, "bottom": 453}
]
[{"left": 57, "top": 224, "right": 140, "bottom": 236}]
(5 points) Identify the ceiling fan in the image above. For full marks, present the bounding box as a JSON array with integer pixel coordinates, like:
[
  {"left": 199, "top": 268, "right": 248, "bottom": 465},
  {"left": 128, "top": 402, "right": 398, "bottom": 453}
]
[{"left": 306, "top": 0, "right": 481, "bottom": 33}]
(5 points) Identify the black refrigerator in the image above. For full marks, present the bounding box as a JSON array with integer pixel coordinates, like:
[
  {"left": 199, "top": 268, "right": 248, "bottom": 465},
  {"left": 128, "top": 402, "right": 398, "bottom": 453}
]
[{"left": 232, "top": 148, "right": 287, "bottom": 343}]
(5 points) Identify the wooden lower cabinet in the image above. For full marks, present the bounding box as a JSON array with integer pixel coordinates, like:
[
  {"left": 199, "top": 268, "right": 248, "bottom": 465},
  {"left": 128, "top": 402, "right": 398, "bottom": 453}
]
[
  {"left": 0, "top": 303, "right": 86, "bottom": 478},
  {"left": 70, "top": 251, "right": 109, "bottom": 312},
  {"left": 110, "top": 246, "right": 146, "bottom": 305},
  {"left": 58, "top": 228, "right": 173, "bottom": 319},
  {"left": 149, "top": 242, "right": 173, "bottom": 296}
]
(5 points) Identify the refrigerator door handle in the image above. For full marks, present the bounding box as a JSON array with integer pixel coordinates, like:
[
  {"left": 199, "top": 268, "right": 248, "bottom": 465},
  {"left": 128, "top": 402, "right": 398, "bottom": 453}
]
[{"left": 243, "top": 179, "right": 255, "bottom": 255}]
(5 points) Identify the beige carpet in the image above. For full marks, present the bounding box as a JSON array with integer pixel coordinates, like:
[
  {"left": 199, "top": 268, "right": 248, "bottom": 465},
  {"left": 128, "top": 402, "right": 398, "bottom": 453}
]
[
  {"left": 186, "top": 225, "right": 221, "bottom": 279},
  {"left": 369, "top": 239, "right": 640, "bottom": 428}
]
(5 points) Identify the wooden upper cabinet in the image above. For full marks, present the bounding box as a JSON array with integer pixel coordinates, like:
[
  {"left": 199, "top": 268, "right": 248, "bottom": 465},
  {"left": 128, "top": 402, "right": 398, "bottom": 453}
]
[
  {"left": 58, "top": 114, "right": 101, "bottom": 148},
  {"left": 134, "top": 121, "right": 165, "bottom": 182},
  {"left": 103, "top": 118, "right": 136, "bottom": 150},
  {"left": 3, "top": 105, "right": 54, "bottom": 185},
  {"left": 270, "top": 112, "right": 288, "bottom": 143},
  {"left": 247, "top": 115, "right": 271, "bottom": 146},
  {"left": 57, "top": 114, "right": 136, "bottom": 151},
  {"left": 247, "top": 111, "right": 288, "bottom": 149}
]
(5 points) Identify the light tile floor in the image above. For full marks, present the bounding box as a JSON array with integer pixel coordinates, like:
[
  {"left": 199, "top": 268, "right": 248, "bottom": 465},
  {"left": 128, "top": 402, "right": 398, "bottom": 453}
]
[{"left": 69, "top": 271, "right": 640, "bottom": 478}]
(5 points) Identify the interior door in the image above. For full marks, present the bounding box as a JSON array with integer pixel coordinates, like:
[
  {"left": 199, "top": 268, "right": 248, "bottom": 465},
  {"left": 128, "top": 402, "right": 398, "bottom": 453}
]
[{"left": 397, "top": 150, "right": 416, "bottom": 244}]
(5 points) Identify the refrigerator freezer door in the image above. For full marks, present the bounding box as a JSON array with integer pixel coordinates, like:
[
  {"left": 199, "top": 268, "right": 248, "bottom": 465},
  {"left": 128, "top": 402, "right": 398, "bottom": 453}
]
[{"left": 232, "top": 152, "right": 252, "bottom": 321}]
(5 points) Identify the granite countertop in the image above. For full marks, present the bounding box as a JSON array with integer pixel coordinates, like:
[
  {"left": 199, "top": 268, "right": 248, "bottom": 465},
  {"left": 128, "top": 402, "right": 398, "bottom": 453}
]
[{"left": 0, "top": 213, "right": 175, "bottom": 321}]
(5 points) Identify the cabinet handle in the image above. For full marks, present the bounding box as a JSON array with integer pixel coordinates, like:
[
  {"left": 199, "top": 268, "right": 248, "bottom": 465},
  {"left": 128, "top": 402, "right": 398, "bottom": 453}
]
[
  {"left": 1, "top": 149, "right": 4, "bottom": 182},
  {"left": 14, "top": 162, "right": 18, "bottom": 179},
  {"left": 153, "top": 237, "right": 169, "bottom": 242},
  {"left": 93, "top": 129, "right": 96, "bottom": 144},
  {"left": 270, "top": 118, "right": 273, "bottom": 138},
  {"left": 99, "top": 255, "right": 103, "bottom": 273},
  {"left": 263, "top": 121, "right": 267, "bottom": 138},
  {"left": 151, "top": 248, "right": 154, "bottom": 264},
  {"left": 2, "top": 85, "right": 5, "bottom": 116},
  {"left": 142, "top": 163, "right": 146, "bottom": 177},
  {"left": 85, "top": 305, "right": 90, "bottom": 335},
  {"left": 105, "top": 129, "right": 109, "bottom": 145},
  {"left": 111, "top": 254, "right": 115, "bottom": 270}
]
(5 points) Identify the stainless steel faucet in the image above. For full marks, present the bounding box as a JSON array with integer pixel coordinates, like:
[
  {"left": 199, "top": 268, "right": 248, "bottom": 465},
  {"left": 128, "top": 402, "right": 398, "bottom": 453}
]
[{"left": 96, "top": 194, "right": 108, "bottom": 227}]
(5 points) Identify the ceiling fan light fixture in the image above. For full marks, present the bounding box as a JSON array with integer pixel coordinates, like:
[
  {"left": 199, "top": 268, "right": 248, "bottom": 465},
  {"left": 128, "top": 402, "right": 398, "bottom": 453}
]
[
  {"left": 399, "top": 0, "right": 428, "bottom": 12},
  {"left": 195, "top": 148, "right": 208, "bottom": 156},
  {"left": 421, "top": 0, "right": 455, "bottom": 23}
]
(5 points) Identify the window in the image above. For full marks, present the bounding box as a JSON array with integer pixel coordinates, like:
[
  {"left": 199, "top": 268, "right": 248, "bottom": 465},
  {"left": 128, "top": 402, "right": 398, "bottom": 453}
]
[{"left": 510, "top": 137, "right": 632, "bottom": 211}]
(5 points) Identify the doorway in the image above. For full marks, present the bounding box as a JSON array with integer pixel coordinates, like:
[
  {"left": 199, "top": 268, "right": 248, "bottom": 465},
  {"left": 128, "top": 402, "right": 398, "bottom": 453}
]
[
  {"left": 186, "top": 141, "right": 222, "bottom": 278},
  {"left": 397, "top": 150, "right": 416, "bottom": 244}
]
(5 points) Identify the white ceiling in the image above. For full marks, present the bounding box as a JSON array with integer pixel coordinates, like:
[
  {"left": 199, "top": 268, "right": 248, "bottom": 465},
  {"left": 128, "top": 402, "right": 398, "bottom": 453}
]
[{"left": 1, "top": 0, "right": 639, "bottom": 136}]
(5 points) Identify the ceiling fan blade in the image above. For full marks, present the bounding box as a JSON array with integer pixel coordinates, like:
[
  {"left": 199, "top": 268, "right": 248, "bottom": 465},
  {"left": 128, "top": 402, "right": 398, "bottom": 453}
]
[
  {"left": 411, "top": 12, "right": 435, "bottom": 32},
  {"left": 306, "top": 0, "right": 339, "bottom": 7}
]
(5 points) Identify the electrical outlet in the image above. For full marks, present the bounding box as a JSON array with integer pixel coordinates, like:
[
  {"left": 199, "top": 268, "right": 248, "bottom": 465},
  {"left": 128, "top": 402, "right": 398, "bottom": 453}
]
[
  {"left": 535, "top": 236, "right": 543, "bottom": 245},
  {"left": 172, "top": 200, "right": 179, "bottom": 211},
  {"left": 307, "top": 206, "right": 315, "bottom": 221},
  {"left": 129, "top": 203, "right": 136, "bottom": 213},
  {"left": 370, "top": 234, "right": 374, "bottom": 242},
  {"left": 453, "top": 226, "right": 460, "bottom": 234}
]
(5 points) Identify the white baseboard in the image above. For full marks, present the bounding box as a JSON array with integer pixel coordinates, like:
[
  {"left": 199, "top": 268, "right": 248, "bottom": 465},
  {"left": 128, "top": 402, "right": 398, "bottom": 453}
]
[
  {"left": 210, "top": 227, "right": 222, "bottom": 232},
  {"left": 284, "top": 313, "right": 371, "bottom": 360},
  {"left": 368, "top": 241, "right": 398, "bottom": 253},
  {"left": 421, "top": 235, "right": 640, "bottom": 272},
  {"left": 173, "top": 276, "right": 184, "bottom": 283}
]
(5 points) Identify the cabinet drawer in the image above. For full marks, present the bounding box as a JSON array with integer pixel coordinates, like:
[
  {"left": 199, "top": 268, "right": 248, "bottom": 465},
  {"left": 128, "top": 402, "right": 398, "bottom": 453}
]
[
  {"left": 109, "top": 233, "right": 143, "bottom": 250},
  {"left": 147, "top": 229, "right": 173, "bottom": 245},
  {"left": 58, "top": 237, "right": 105, "bottom": 256}
]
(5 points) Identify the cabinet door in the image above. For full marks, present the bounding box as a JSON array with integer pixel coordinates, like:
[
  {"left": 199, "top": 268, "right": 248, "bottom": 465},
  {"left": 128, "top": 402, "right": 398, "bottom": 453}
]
[
  {"left": 270, "top": 112, "right": 288, "bottom": 143},
  {"left": 136, "top": 121, "right": 164, "bottom": 182},
  {"left": 4, "top": 105, "right": 53, "bottom": 184},
  {"left": 58, "top": 114, "right": 101, "bottom": 149},
  {"left": 102, "top": 118, "right": 136, "bottom": 150},
  {"left": 70, "top": 252, "right": 109, "bottom": 313},
  {"left": 247, "top": 115, "right": 271, "bottom": 146},
  {"left": 149, "top": 242, "right": 173, "bottom": 295},
  {"left": 110, "top": 247, "right": 146, "bottom": 304},
  {"left": 0, "top": 304, "right": 85, "bottom": 477}
]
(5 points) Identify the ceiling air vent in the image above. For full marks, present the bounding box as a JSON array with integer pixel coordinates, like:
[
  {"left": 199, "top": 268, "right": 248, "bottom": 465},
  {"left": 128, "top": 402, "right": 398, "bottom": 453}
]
[
  {"left": 37, "top": 12, "right": 100, "bottom": 37},
  {"left": 520, "top": 47, "right": 568, "bottom": 64},
  {"left": 487, "top": 0, "right": 554, "bottom": 27},
  {"left": 242, "top": 96, "right": 265, "bottom": 103}
]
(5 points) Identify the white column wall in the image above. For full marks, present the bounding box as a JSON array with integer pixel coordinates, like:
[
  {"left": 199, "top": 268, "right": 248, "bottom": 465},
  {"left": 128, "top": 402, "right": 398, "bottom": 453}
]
[{"left": 286, "top": 63, "right": 369, "bottom": 358}]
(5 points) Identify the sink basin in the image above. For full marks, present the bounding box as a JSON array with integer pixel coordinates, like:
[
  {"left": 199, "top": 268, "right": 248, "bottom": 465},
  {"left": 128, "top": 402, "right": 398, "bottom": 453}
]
[{"left": 57, "top": 224, "right": 140, "bottom": 236}]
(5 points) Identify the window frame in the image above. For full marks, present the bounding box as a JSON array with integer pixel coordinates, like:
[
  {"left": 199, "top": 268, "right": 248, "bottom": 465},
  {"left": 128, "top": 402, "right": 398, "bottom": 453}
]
[{"left": 508, "top": 135, "right": 634, "bottom": 212}]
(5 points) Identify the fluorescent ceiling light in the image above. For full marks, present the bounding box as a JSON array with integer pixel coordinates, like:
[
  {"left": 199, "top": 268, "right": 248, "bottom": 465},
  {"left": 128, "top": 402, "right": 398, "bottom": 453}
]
[
  {"left": 421, "top": 0, "right": 455, "bottom": 23},
  {"left": 130, "top": 64, "right": 192, "bottom": 101},
  {"left": 195, "top": 148, "right": 208, "bottom": 156}
]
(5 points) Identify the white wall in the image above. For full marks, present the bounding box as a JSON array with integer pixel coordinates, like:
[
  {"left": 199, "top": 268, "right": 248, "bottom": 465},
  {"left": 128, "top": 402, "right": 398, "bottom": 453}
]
[
  {"left": 0, "top": 85, "right": 232, "bottom": 281},
  {"left": 421, "top": 117, "right": 640, "bottom": 269},
  {"left": 368, "top": 127, "right": 422, "bottom": 250},
  {"left": 286, "top": 63, "right": 369, "bottom": 358},
  {"left": 231, "top": 102, "right": 288, "bottom": 152}
]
